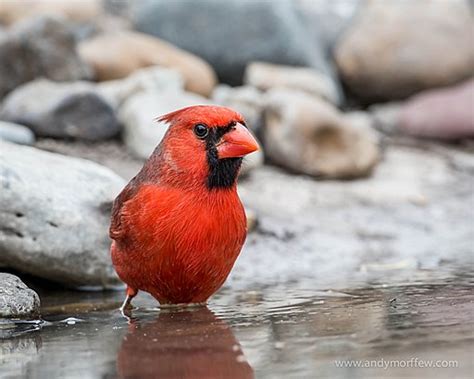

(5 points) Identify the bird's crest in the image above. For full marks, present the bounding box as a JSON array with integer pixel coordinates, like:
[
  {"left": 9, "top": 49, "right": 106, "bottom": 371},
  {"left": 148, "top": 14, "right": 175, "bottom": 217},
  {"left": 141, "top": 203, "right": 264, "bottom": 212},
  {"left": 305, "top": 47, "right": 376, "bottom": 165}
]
[{"left": 155, "top": 105, "right": 244, "bottom": 128}]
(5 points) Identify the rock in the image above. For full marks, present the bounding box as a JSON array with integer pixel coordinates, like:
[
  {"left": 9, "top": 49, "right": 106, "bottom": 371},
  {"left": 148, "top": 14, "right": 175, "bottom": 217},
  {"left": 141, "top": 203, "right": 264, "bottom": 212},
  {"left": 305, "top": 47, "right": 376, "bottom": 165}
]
[
  {"left": 0, "top": 15, "right": 92, "bottom": 99},
  {"left": 0, "top": 141, "right": 125, "bottom": 288},
  {"left": 262, "top": 89, "right": 379, "bottom": 179},
  {"left": 0, "top": 273, "right": 40, "bottom": 319},
  {"left": 119, "top": 91, "right": 208, "bottom": 159},
  {"left": 0, "top": 121, "right": 35, "bottom": 145},
  {"left": 131, "top": 0, "right": 332, "bottom": 85},
  {"left": 398, "top": 79, "right": 474, "bottom": 140},
  {"left": 0, "top": 79, "right": 119, "bottom": 141},
  {"left": 0, "top": 0, "right": 102, "bottom": 25},
  {"left": 244, "top": 62, "right": 340, "bottom": 105},
  {"left": 335, "top": 0, "right": 474, "bottom": 102},
  {"left": 97, "top": 66, "right": 184, "bottom": 109},
  {"left": 78, "top": 31, "right": 217, "bottom": 97},
  {"left": 371, "top": 79, "right": 474, "bottom": 140},
  {"left": 212, "top": 85, "right": 264, "bottom": 133},
  {"left": 34, "top": 139, "right": 144, "bottom": 182}
]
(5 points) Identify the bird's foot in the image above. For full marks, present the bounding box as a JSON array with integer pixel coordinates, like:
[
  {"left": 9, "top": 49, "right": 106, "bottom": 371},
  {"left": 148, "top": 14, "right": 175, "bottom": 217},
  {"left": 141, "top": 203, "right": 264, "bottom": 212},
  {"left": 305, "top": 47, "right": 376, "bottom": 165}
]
[{"left": 119, "top": 293, "right": 136, "bottom": 321}]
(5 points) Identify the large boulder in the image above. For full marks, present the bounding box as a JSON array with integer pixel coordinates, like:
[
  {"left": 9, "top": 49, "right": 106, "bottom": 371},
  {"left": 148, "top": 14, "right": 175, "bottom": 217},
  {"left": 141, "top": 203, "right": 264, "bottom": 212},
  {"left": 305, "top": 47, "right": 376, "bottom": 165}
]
[
  {"left": 0, "top": 79, "right": 119, "bottom": 141},
  {"left": 119, "top": 90, "right": 208, "bottom": 160},
  {"left": 78, "top": 31, "right": 217, "bottom": 97},
  {"left": 335, "top": 0, "right": 474, "bottom": 102},
  {"left": 0, "top": 15, "right": 91, "bottom": 99},
  {"left": 131, "top": 0, "right": 332, "bottom": 85},
  {"left": 0, "top": 273, "right": 40, "bottom": 319},
  {"left": 0, "top": 141, "right": 125, "bottom": 288},
  {"left": 262, "top": 89, "right": 379, "bottom": 179}
]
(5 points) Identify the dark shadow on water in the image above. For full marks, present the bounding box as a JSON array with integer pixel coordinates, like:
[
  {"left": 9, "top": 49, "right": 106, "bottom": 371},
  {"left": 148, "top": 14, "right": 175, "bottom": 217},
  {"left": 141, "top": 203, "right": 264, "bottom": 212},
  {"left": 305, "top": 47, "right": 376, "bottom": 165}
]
[{"left": 116, "top": 307, "right": 254, "bottom": 379}]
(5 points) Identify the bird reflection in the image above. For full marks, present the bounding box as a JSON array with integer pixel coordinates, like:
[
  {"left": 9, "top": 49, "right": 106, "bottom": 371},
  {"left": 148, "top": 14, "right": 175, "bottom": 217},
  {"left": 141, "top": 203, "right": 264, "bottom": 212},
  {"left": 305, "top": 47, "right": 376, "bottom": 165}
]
[{"left": 116, "top": 307, "right": 254, "bottom": 379}]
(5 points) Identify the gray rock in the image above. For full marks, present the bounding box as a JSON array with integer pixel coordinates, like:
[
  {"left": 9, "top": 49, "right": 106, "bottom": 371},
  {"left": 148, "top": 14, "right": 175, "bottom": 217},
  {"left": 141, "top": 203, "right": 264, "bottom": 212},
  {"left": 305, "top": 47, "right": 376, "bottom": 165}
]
[
  {"left": 131, "top": 0, "right": 332, "bottom": 85},
  {"left": 0, "top": 121, "right": 35, "bottom": 145},
  {"left": 244, "top": 62, "right": 340, "bottom": 105},
  {"left": 0, "top": 15, "right": 91, "bottom": 99},
  {"left": 0, "top": 79, "right": 119, "bottom": 141},
  {"left": 335, "top": 0, "right": 474, "bottom": 102},
  {"left": 0, "top": 273, "right": 40, "bottom": 319},
  {"left": 263, "top": 89, "right": 379, "bottom": 179},
  {"left": 0, "top": 141, "right": 125, "bottom": 288},
  {"left": 119, "top": 90, "right": 208, "bottom": 160}
]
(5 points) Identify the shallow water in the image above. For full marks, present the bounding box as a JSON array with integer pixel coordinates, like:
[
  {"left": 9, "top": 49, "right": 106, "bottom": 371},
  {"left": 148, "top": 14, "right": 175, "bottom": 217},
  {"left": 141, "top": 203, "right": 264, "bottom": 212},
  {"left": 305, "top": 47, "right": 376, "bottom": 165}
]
[{"left": 1, "top": 272, "right": 473, "bottom": 379}]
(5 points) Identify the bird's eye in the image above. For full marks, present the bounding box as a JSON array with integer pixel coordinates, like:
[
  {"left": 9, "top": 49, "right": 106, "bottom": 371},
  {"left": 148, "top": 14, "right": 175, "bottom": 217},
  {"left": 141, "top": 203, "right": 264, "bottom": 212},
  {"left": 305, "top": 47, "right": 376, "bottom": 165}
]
[{"left": 193, "top": 124, "right": 209, "bottom": 139}]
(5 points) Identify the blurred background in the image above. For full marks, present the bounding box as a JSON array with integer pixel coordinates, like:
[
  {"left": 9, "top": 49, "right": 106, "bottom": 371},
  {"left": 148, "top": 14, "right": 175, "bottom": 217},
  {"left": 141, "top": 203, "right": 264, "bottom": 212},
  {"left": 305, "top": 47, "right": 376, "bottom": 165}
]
[{"left": 0, "top": 0, "right": 473, "bottom": 378}]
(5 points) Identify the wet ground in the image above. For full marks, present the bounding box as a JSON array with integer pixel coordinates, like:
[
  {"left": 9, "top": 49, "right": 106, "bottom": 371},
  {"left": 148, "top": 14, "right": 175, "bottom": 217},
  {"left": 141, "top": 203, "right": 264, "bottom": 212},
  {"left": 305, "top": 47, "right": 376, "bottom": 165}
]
[{"left": 1, "top": 269, "right": 473, "bottom": 379}]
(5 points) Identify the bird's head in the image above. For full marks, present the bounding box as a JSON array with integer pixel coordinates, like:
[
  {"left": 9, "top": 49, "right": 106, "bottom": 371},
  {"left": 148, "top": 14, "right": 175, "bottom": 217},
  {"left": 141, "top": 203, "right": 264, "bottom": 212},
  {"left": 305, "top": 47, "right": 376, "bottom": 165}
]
[{"left": 154, "top": 105, "right": 259, "bottom": 190}]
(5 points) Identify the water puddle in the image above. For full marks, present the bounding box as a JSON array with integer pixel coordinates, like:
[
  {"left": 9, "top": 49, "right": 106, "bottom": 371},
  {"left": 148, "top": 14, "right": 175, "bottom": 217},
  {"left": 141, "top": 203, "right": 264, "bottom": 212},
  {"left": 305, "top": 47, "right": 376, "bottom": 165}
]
[{"left": 1, "top": 273, "right": 473, "bottom": 378}]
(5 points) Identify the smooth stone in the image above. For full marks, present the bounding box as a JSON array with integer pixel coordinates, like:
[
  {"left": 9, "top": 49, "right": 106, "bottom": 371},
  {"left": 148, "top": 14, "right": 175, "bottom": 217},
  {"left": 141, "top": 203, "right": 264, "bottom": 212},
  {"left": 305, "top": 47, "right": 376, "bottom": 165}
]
[
  {"left": 0, "top": 141, "right": 125, "bottom": 288},
  {"left": 97, "top": 66, "right": 184, "bottom": 109},
  {"left": 334, "top": 0, "right": 474, "bottom": 102},
  {"left": 244, "top": 62, "right": 340, "bottom": 105},
  {"left": 0, "top": 121, "right": 35, "bottom": 145},
  {"left": 79, "top": 31, "right": 217, "bottom": 97},
  {"left": 0, "top": 79, "right": 119, "bottom": 141},
  {"left": 262, "top": 89, "right": 380, "bottom": 179},
  {"left": 399, "top": 79, "right": 474, "bottom": 139}
]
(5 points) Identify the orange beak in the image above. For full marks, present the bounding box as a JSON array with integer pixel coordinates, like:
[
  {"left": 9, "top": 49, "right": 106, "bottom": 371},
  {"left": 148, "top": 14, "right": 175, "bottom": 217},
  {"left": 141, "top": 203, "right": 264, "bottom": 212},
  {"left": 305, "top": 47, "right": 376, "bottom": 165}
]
[{"left": 216, "top": 122, "right": 260, "bottom": 159}]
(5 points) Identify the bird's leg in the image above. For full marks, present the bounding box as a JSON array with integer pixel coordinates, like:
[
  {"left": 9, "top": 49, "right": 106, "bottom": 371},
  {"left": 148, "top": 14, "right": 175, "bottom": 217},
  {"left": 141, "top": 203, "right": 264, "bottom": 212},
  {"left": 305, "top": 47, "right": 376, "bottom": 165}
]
[{"left": 120, "top": 287, "right": 137, "bottom": 318}]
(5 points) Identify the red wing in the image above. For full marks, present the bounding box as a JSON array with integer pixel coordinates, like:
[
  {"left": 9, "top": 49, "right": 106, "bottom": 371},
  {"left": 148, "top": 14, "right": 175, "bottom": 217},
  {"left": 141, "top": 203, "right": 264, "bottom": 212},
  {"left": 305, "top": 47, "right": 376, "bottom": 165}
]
[{"left": 109, "top": 182, "right": 139, "bottom": 241}]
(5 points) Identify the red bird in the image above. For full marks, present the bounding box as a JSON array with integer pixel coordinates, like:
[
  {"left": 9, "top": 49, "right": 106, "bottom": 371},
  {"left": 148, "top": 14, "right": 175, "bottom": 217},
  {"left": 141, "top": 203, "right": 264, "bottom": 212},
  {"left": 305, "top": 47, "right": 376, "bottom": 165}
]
[{"left": 110, "top": 105, "right": 259, "bottom": 311}]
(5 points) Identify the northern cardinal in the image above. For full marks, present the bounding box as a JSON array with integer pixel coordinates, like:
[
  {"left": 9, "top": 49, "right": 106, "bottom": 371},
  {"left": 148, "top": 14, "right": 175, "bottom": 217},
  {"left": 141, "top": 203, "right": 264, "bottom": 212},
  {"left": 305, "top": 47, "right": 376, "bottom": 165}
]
[{"left": 110, "top": 105, "right": 259, "bottom": 311}]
